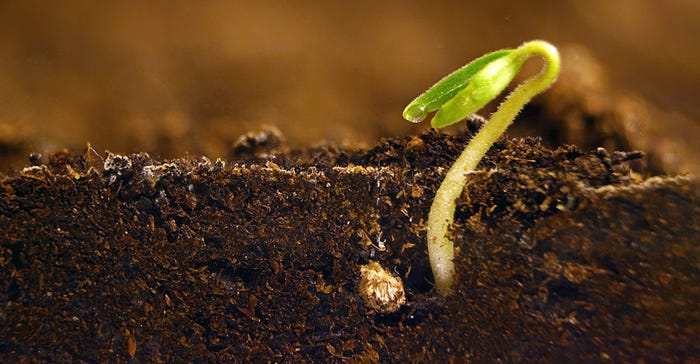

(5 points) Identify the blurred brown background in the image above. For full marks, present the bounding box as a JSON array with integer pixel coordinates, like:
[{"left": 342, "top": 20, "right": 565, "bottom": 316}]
[{"left": 0, "top": 0, "right": 698, "bottom": 170}]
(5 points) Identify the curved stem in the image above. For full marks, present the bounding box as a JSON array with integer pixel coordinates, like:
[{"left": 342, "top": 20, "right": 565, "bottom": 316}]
[{"left": 428, "top": 40, "right": 560, "bottom": 294}]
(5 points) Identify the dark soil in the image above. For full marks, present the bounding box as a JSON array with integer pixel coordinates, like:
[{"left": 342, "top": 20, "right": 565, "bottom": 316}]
[{"left": 1, "top": 127, "right": 698, "bottom": 362}]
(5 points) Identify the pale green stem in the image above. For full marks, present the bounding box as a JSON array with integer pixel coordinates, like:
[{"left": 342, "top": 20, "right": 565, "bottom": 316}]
[{"left": 428, "top": 40, "right": 560, "bottom": 294}]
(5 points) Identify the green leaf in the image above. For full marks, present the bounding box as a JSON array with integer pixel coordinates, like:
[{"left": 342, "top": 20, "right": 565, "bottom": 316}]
[
  {"left": 431, "top": 52, "right": 525, "bottom": 128},
  {"left": 402, "top": 49, "right": 512, "bottom": 123}
]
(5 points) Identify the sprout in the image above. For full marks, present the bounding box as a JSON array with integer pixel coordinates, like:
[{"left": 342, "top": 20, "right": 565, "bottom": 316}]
[{"left": 403, "top": 40, "right": 561, "bottom": 295}]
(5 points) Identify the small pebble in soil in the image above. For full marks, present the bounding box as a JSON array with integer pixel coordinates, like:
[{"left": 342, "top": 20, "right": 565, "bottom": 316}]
[{"left": 358, "top": 261, "right": 406, "bottom": 314}]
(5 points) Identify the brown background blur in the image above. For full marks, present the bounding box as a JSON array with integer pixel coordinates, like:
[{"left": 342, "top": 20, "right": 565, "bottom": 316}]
[{"left": 0, "top": 0, "right": 698, "bottom": 168}]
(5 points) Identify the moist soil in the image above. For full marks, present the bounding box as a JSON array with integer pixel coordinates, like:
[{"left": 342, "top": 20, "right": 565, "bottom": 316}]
[{"left": 1, "top": 125, "right": 698, "bottom": 362}]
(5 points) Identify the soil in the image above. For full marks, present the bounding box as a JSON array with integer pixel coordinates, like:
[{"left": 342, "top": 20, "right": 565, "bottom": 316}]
[{"left": 1, "top": 123, "right": 698, "bottom": 362}]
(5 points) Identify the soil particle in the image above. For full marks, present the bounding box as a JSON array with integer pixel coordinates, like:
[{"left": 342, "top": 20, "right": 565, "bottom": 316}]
[{"left": 0, "top": 128, "right": 697, "bottom": 362}]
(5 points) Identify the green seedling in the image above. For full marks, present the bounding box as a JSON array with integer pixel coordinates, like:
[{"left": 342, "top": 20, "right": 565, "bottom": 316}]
[{"left": 403, "top": 40, "right": 561, "bottom": 295}]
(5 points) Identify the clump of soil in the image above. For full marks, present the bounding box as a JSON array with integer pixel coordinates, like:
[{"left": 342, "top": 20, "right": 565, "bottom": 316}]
[{"left": 0, "top": 127, "right": 698, "bottom": 362}]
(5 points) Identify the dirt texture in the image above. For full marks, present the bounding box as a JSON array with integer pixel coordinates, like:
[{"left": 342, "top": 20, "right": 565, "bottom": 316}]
[{"left": 1, "top": 126, "right": 698, "bottom": 362}]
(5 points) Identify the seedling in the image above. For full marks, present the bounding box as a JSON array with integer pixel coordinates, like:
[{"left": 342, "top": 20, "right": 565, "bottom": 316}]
[{"left": 403, "top": 40, "right": 560, "bottom": 295}]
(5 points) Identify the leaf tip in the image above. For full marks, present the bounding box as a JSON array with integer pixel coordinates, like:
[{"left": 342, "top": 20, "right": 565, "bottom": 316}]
[{"left": 402, "top": 103, "right": 427, "bottom": 123}]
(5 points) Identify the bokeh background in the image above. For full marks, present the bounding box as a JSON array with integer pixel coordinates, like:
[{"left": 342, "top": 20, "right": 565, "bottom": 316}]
[{"left": 0, "top": 0, "right": 698, "bottom": 171}]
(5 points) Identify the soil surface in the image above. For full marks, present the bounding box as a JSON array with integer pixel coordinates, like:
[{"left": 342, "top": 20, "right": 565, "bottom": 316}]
[{"left": 1, "top": 126, "right": 698, "bottom": 362}]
